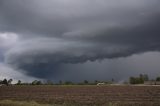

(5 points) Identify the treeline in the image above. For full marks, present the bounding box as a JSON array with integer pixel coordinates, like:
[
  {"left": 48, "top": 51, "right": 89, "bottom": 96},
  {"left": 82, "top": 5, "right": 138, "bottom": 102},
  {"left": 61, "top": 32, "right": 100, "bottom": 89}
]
[
  {"left": 16, "top": 80, "right": 113, "bottom": 85},
  {"left": 1, "top": 74, "right": 160, "bottom": 86},
  {"left": 129, "top": 74, "right": 160, "bottom": 84},
  {"left": 0, "top": 78, "right": 13, "bottom": 86},
  {"left": 1, "top": 78, "right": 114, "bottom": 86},
  {"left": 16, "top": 80, "right": 54, "bottom": 85}
]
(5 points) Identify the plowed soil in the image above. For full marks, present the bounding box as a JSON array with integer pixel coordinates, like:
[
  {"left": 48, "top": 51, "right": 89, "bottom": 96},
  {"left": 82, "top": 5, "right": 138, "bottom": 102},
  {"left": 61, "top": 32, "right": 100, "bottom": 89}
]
[{"left": 0, "top": 85, "right": 160, "bottom": 105}]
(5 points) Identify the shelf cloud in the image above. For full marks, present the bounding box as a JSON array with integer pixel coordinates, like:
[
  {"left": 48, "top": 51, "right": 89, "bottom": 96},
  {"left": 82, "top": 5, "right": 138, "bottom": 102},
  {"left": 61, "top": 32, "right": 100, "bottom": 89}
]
[{"left": 0, "top": 0, "right": 160, "bottom": 80}]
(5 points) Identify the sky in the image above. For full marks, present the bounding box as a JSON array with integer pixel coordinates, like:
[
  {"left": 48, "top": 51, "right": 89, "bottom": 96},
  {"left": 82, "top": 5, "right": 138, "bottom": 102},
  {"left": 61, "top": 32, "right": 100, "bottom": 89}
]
[{"left": 0, "top": 0, "right": 160, "bottom": 82}]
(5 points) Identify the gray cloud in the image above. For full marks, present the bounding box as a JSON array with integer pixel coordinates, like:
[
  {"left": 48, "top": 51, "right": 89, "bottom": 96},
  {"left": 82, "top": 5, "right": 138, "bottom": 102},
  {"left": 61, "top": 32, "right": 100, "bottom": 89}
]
[
  {"left": 0, "top": 0, "right": 159, "bottom": 37},
  {"left": 0, "top": 0, "right": 160, "bottom": 80},
  {"left": 5, "top": 37, "right": 130, "bottom": 79}
]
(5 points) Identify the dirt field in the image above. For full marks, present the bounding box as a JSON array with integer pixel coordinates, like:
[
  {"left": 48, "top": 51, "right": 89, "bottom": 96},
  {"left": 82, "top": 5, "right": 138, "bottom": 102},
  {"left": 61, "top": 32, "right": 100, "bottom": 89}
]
[{"left": 0, "top": 85, "right": 160, "bottom": 106}]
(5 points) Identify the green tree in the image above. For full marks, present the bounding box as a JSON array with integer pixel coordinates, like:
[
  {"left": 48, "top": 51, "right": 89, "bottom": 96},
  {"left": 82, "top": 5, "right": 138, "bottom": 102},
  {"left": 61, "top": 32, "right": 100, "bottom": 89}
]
[
  {"left": 17, "top": 80, "right": 21, "bottom": 85},
  {"left": 37, "top": 81, "right": 42, "bottom": 85},
  {"left": 156, "top": 77, "right": 160, "bottom": 81},
  {"left": 139, "top": 75, "right": 144, "bottom": 84},
  {"left": 31, "top": 80, "right": 38, "bottom": 85},
  {"left": 8, "top": 79, "right": 13, "bottom": 85},
  {"left": 129, "top": 77, "right": 136, "bottom": 84},
  {"left": 46, "top": 80, "right": 53, "bottom": 85},
  {"left": 139, "top": 74, "right": 149, "bottom": 81},
  {"left": 64, "top": 81, "right": 74, "bottom": 85},
  {"left": 84, "top": 80, "right": 89, "bottom": 84},
  {"left": 2, "top": 79, "right": 8, "bottom": 86},
  {"left": 129, "top": 76, "right": 144, "bottom": 84},
  {"left": 59, "top": 80, "right": 62, "bottom": 85},
  {"left": 143, "top": 74, "right": 149, "bottom": 81},
  {"left": 94, "top": 80, "right": 99, "bottom": 84}
]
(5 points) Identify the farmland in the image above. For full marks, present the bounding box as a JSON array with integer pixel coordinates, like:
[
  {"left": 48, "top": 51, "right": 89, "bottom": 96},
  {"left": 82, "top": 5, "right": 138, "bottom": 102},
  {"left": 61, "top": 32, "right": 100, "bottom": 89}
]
[{"left": 0, "top": 85, "right": 160, "bottom": 106}]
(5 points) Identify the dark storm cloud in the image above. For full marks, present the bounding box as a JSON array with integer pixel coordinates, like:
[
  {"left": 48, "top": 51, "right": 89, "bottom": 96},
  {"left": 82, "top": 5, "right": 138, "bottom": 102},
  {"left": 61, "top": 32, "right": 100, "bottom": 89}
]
[
  {"left": 1, "top": 0, "right": 159, "bottom": 37},
  {"left": 5, "top": 38, "right": 130, "bottom": 79},
  {"left": 0, "top": 0, "right": 160, "bottom": 79}
]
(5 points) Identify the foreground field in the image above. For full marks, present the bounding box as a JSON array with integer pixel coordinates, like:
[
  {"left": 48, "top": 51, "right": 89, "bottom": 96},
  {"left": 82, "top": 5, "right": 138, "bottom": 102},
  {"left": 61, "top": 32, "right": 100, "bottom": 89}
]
[
  {"left": 0, "top": 85, "right": 160, "bottom": 106},
  {"left": 0, "top": 100, "right": 52, "bottom": 106}
]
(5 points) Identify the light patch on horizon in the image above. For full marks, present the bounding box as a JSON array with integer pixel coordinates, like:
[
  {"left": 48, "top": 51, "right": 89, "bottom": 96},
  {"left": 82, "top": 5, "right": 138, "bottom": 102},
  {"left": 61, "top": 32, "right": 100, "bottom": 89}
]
[{"left": 0, "top": 62, "right": 41, "bottom": 83}]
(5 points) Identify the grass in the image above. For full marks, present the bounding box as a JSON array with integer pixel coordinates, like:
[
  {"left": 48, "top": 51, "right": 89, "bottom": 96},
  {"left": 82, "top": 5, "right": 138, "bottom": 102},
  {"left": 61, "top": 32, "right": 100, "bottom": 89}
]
[
  {"left": 0, "top": 100, "right": 53, "bottom": 106},
  {"left": 0, "top": 100, "right": 82, "bottom": 106},
  {"left": 0, "top": 100, "right": 117, "bottom": 106},
  {"left": 0, "top": 100, "right": 160, "bottom": 106}
]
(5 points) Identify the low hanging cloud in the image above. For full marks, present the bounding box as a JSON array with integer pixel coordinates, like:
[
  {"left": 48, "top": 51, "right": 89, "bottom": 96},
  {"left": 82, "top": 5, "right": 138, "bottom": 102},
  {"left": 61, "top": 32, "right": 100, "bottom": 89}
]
[
  {"left": 0, "top": 32, "right": 18, "bottom": 48},
  {"left": 0, "top": 0, "right": 160, "bottom": 80},
  {"left": 0, "top": 32, "right": 18, "bottom": 61},
  {"left": 5, "top": 37, "right": 130, "bottom": 78}
]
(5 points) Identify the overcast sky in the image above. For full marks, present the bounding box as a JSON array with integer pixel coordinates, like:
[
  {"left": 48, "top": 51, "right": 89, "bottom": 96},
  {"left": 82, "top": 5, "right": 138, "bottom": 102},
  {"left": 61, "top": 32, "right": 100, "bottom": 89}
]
[{"left": 0, "top": 0, "right": 160, "bottom": 82}]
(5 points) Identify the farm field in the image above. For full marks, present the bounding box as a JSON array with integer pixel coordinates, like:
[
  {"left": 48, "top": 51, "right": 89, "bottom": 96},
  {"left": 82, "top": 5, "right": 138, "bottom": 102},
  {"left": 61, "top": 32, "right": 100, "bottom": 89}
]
[{"left": 0, "top": 85, "right": 160, "bottom": 106}]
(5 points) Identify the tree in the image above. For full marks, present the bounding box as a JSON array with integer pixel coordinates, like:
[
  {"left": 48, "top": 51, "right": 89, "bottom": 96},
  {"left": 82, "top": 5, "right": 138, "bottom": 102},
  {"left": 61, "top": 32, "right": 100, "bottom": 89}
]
[
  {"left": 31, "top": 80, "right": 38, "bottom": 85},
  {"left": 139, "top": 74, "right": 144, "bottom": 84},
  {"left": 129, "top": 77, "right": 136, "bottom": 84},
  {"left": 59, "top": 80, "right": 62, "bottom": 85},
  {"left": 8, "top": 79, "right": 13, "bottom": 85},
  {"left": 94, "top": 80, "right": 99, "bottom": 84},
  {"left": 143, "top": 74, "right": 149, "bottom": 81},
  {"left": 17, "top": 80, "right": 21, "bottom": 85},
  {"left": 64, "top": 81, "right": 74, "bottom": 85},
  {"left": 156, "top": 77, "right": 160, "bottom": 81},
  {"left": 0, "top": 80, "right": 2, "bottom": 84},
  {"left": 2, "top": 79, "right": 8, "bottom": 86},
  {"left": 84, "top": 80, "right": 89, "bottom": 84},
  {"left": 46, "top": 80, "right": 53, "bottom": 85},
  {"left": 129, "top": 76, "right": 144, "bottom": 84},
  {"left": 31, "top": 80, "right": 42, "bottom": 85},
  {"left": 139, "top": 74, "right": 149, "bottom": 81},
  {"left": 36, "top": 81, "right": 42, "bottom": 85}
]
